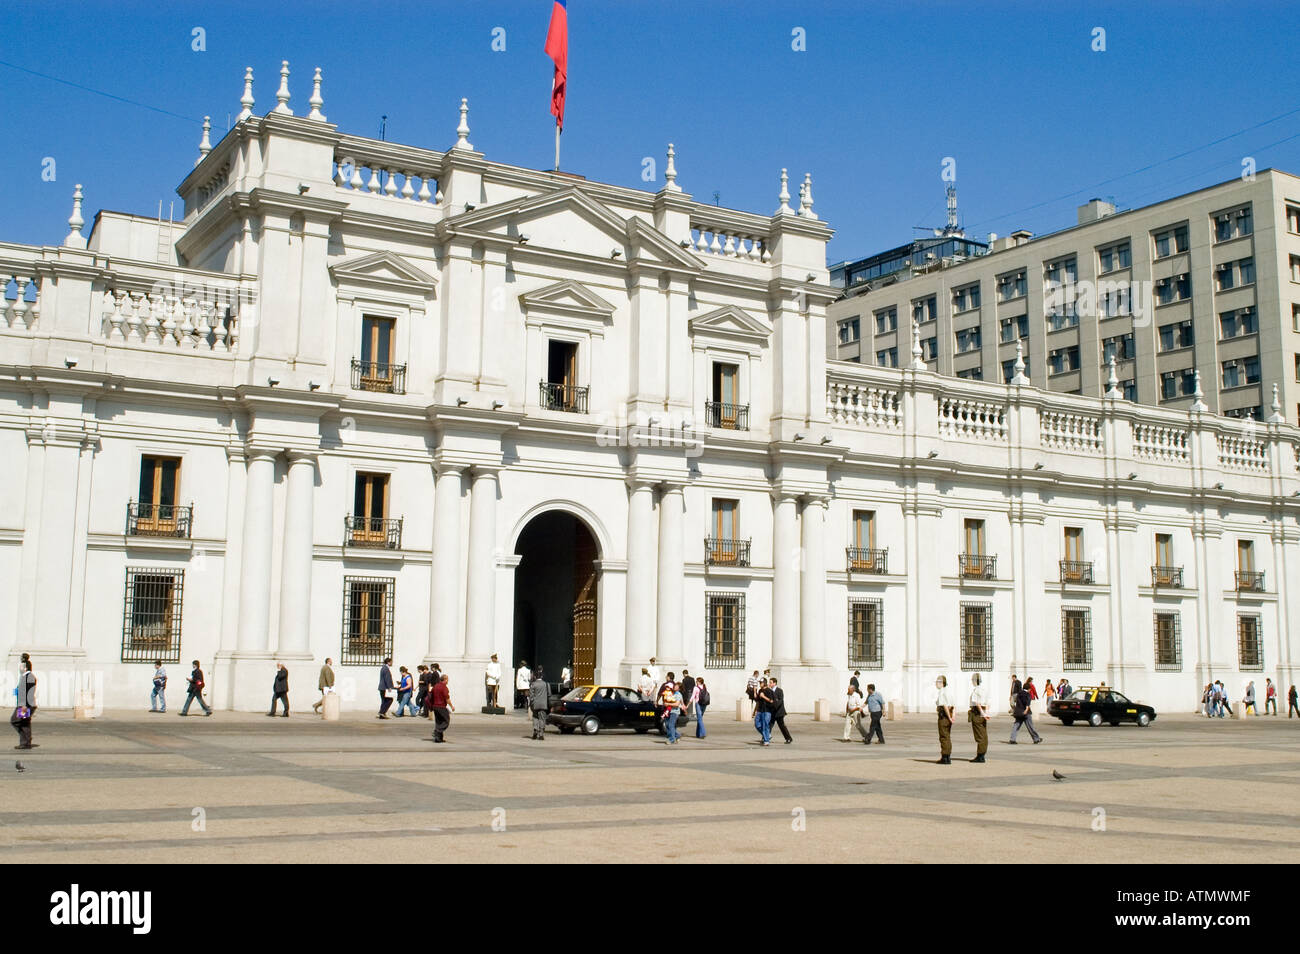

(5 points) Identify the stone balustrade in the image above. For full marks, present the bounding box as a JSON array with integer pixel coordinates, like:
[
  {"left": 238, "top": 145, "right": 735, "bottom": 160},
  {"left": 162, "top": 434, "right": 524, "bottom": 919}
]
[
  {"left": 938, "top": 394, "right": 1009, "bottom": 443},
  {"left": 99, "top": 284, "right": 240, "bottom": 351},
  {"left": 1132, "top": 421, "right": 1189, "bottom": 462},
  {"left": 1040, "top": 408, "right": 1103, "bottom": 453},
  {"left": 1217, "top": 431, "right": 1269, "bottom": 472},
  {"left": 826, "top": 379, "right": 901, "bottom": 429},
  {"left": 1, "top": 269, "right": 41, "bottom": 330},
  {"left": 688, "top": 222, "right": 769, "bottom": 261},
  {"left": 333, "top": 152, "right": 439, "bottom": 205}
]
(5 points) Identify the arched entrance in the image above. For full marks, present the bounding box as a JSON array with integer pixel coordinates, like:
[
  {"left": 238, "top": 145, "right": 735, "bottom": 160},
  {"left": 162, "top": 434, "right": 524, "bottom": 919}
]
[{"left": 512, "top": 511, "right": 600, "bottom": 691}]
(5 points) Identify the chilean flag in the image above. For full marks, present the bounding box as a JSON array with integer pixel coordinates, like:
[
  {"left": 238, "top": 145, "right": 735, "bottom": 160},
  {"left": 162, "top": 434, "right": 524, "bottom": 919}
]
[{"left": 544, "top": 0, "right": 568, "bottom": 129}]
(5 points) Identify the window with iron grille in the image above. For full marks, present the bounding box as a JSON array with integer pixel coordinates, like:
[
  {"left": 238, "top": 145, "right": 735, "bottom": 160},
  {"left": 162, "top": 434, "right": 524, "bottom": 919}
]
[
  {"left": 1154, "top": 612, "right": 1181, "bottom": 671},
  {"left": 341, "top": 576, "right": 395, "bottom": 667},
  {"left": 705, "top": 592, "right": 745, "bottom": 669},
  {"left": 959, "top": 602, "right": 993, "bottom": 670},
  {"left": 1237, "top": 614, "right": 1263, "bottom": 671},
  {"left": 848, "top": 597, "right": 883, "bottom": 669},
  {"left": 1061, "top": 607, "right": 1092, "bottom": 670},
  {"left": 121, "top": 568, "right": 184, "bottom": 663}
]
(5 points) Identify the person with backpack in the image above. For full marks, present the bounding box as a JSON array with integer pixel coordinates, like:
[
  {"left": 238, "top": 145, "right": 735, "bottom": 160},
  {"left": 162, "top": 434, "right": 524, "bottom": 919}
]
[
  {"left": 149, "top": 660, "right": 167, "bottom": 713},
  {"left": 180, "top": 660, "right": 212, "bottom": 716},
  {"left": 693, "top": 678, "right": 709, "bottom": 739}
]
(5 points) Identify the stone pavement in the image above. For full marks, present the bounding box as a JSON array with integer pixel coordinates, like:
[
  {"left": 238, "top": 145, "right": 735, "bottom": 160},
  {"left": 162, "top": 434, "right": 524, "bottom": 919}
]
[{"left": 2, "top": 707, "right": 1298, "bottom": 863}]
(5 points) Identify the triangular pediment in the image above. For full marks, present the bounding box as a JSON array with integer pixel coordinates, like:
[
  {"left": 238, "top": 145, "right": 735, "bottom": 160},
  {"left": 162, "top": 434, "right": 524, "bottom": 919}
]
[
  {"left": 689, "top": 304, "right": 772, "bottom": 345},
  {"left": 448, "top": 187, "right": 630, "bottom": 258},
  {"left": 329, "top": 250, "right": 438, "bottom": 296},
  {"left": 519, "top": 279, "right": 616, "bottom": 324},
  {"left": 626, "top": 216, "right": 704, "bottom": 272}
]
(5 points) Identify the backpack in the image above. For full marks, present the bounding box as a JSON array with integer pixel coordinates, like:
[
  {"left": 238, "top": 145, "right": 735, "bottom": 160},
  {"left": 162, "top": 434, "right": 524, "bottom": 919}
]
[{"left": 699, "top": 687, "right": 711, "bottom": 707}]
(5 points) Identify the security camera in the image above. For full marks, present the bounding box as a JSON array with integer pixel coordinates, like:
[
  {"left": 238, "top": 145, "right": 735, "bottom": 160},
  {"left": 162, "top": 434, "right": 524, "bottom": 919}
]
[
  {"left": 1128, "top": 472, "right": 1138, "bottom": 480},
  {"left": 308, "top": 380, "right": 321, "bottom": 391},
  {"left": 928, "top": 450, "right": 940, "bottom": 459},
  {"left": 518, "top": 233, "right": 530, "bottom": 244},
  {"left": 298, "top": 183, "right": 310, "bottom": 195},
  {"left": 267, "top": 376, "right": 280, "bottom": 387},
  {"left": 610, "top": 248, "right": 623, "bottom": 259},
  {"left": 456, "top": 397, "right": 469, "bottom": 406},
  {"left": 492, "top": 400, "right": 504, "bottom": 409},
  {"left": 64, "top": 357, "right": 77, "bottom": 368},
  {"left": 1033, "top": 462, "right": 1044, "bottom": 470},
  {"left": 464, "top": 203, "right": 476, "bottom": 212}
]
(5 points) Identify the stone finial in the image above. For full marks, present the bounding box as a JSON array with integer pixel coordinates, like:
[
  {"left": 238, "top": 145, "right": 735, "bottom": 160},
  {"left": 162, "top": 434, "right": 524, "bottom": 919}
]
[
  {"left": 307, "top": 68, "right": 325, "bottom": 121},
  {"left": 799, "top": 173, "right": 818, "bottom": 220},
  {"left": 453, "top": 97, "right": 473, "bottom": 150},
  {"left": 1190, "top": 370, "right": 1207, "bottom": 412},
  {"left": 910, "top": 320, "right": 925, "bottom": 370},
  {"left": 663, "top": 143, "right": 681, "bottom": 193},
  {"left": 1012, "top": 340, "right": 1028, "bottom": 385},
  {"left": 1269, "top": 383, "right": 1285, "bottom": 423},
  {"left": 273, "top": 60, "right": 292, "bottom": 115},
  {"left": 1105, "top": 353, "right": 1120, "bottom": 398},
  {"left": 196, "top": 116, "right": 212, "bottom": 166},
  {"left": 775, "top": 168, "right": 793, "bottom": 216},
  {"left": 238, "top": 67, "right": 255, "bottom": 121},
  {"left": 64, "top": 184, "right": 86, "bottom": 249}
]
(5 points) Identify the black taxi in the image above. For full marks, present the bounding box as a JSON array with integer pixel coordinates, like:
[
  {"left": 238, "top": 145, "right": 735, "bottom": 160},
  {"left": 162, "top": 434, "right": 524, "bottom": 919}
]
[
  {"left": 547, "top": 685, "right": 660, "bottom": 735},
  {"left": 1048, "top": 686, "right": 1156, "bottom": 727}
]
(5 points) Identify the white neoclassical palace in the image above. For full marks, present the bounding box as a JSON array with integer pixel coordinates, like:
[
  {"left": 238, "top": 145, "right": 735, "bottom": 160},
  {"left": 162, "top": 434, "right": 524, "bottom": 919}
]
[{"left": 2, "top": 64, "right": 1298, "bottom": 713}]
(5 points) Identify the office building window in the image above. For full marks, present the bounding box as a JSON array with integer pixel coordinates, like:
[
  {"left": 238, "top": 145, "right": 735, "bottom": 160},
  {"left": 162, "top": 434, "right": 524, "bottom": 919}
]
[
  {"left": 1216, "top": 257, "right": 1255, "bottom": 291},
  {"left": 1044, "top": 256, "right": 1078, "bottom": 287},
  {"left": 875, "top": 307, "right": 898, "bottom": 334},
  {"left": 956, "top": 327, "right": 982, "bottom": 353},
  {"left": 1122, "top": 379, "right": 1138, "bottom": 401},
  {"left": 921, "top": 336, "right": 938, "bottom": 360},
  {"left": 1002, "top": 357, "right": 1030, "bottom": 382},
  {"left": 1153, "top": 224, "right": 1189, "bottom": 258},
  {"left": 956, "top": 367, "right": 984, "bottom": 380},
  {"left": 999, "top": 314, "right": 1029, "bottom": 342},
  {"left": 1222, "top": 357, "right": 1260, "bottom": 388},
  {"left": 838, "top": 317, "right": 860, "bottom": 345},
  {"left": 1155, "top": 273, "right": 1192, "bottom": 304},
  {"left": 912, "top": 296, "right": 937, "bottom": 324},
  {"left": 1160, "top": 368, "right": 1196, "bottom": 400},
  {"left": 997, "top": 270, "right": 1028, "bottom": 302},
  {"left": 1213, "top": 206, "right": 1252, "bottom": 243},
  {"left": 876, "top": 347, "right": 898, "bottom": 368},
  {"left": 1098, "top": 241, "right": 1132, "bottom": 273},
  {"left": 1219, "top": 306, "right": 1258, "bottom": 339},
  {"left": 1048, "top": 346, "right": 1080, "bottom": 375},
  {"left": 1099, "top": 283, "right": 1133, "bottom": 317},
  {"left": 1102, "top": 333, "right": 1135, "bottom": 363},
  {"left": 1290, "top": 256, "right": 1300, "bottom": 283},
  {"left": 1158, "top": 320, "right": 1194, "bottom": 352},
  {"left": 952, "top": 283, "right": 981, "bottom": 313},
  {"left": 1288, "top": 205, "right": 1300, "bottom": 234}
]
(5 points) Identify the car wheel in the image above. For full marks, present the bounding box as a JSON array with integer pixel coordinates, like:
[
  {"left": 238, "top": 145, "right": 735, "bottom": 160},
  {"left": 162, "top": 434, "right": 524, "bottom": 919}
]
[
  {"left": 1060, "top": 718, "right": 1074, "bottom": 726},
  {"left": 581, "top": 714, "right": 600, "bottom": 735},
  {"left": 1088, "top": 711, "right": 1103, "bottom": 727},
  {"left": 1137, "top": 712, "right": 1150, "bottom": 727},
  {"left": 559, "top": 726, "right": 576, "bottom": 735}
]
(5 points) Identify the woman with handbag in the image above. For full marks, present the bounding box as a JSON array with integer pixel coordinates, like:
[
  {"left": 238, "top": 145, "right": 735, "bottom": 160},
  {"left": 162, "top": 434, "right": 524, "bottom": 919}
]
[
  {"left": 693, "top": 678, "right": 709, "bottom": 739},
  {"left": 12, "top": 655, "right": 36, "bottom": 749}
]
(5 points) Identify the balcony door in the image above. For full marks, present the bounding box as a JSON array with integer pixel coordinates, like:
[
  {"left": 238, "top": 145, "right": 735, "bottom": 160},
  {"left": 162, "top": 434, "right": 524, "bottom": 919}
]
[
  {"left": 1063, "top": 526, "right": 1084, "bottom": 580},
  {"left": 354, "top": 473, "right": 390, "bottom": 545},
  {"left": 360, "top": 316, "right": 395, "bottom": 386},
  {"left": 853, "top": 510, "right": 876, "bottom": 551},
  {"left": 1237, "top": 540, "right": 1254, "bottom": 574},
  {"left": 1155, "top": 533, "right": 1173, "bottom": 568},
  {"left": 547, "top": 340, "right": 579, "bottom": 408},
  {"left": 712, "top": 362, "right": 739, "bottom": 427},
  {"left": 138, "top": 456, "right": 180, "bottom": 532},
  {"left": 712, "top": 499, "right": 739, "bottom": 562}
]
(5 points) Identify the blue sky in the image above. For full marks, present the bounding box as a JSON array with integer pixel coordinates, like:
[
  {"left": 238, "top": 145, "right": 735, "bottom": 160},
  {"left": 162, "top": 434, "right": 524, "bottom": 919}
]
[{"left": 1, "top": 0, "right": 1297, "bottom": 263}]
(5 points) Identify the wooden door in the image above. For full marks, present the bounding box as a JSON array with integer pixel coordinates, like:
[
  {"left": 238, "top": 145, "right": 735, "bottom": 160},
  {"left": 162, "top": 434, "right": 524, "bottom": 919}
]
[{"left": 572, "top": 527, "right": 598, "bottom": 685}]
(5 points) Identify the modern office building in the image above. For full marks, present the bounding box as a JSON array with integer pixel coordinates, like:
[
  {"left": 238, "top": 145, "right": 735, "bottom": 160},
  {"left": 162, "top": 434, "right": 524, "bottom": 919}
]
[
  {"left": 2, "top": 64, "right": 1298, "bottom": 714},
  {"left": 829, "top": 173, "right": 1300, "bottom": 424}
]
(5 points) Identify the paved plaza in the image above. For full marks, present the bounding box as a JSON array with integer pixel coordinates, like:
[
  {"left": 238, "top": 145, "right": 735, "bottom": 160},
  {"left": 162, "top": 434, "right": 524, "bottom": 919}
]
[{"left": 2, "top": 707, "right": 1298, "bottom": 863}]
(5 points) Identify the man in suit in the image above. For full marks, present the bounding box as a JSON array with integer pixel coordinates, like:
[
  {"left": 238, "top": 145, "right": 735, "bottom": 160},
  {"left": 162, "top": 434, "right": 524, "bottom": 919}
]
[
  {"left": 769, "top": 676, "right": 793, "bottom": 744},
  {"left": 312, "top": 658, "right": 334, "bottom": 714},
  {"left": 529, "top": 666, "right": 550, "bottom": 740},
  {"left": 267, "top": 663, "right": 289, "bottom": 717},
  {"left": 377, "top": 657, "right": 395, "bottom": 719}
]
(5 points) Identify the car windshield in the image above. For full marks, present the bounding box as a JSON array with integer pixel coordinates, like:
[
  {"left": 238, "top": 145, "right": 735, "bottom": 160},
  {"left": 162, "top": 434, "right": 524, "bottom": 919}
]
[
  {"left": 561, "top": 686, "right": 593, "bottom": 701},
  {"left": 1068, "top": 690, "right": 1090, "bottom": 701},
  {"left": 1111, "top": 692, "right": 1130, "bottom": 703}
]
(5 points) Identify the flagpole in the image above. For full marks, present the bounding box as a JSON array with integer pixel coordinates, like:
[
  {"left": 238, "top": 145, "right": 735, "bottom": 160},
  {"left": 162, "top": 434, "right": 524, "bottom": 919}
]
[{"left": 554, "top": 125, "right": 561, "bottom": 172}]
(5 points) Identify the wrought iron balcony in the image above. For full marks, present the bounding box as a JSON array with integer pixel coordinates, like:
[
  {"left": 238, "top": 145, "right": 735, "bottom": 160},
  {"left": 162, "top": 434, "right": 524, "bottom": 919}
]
[
  {"left": 344, "top": 515, "right": 403, "bottom": 550},
  {"left": 1235, "top": 571, "right": 1265, "bottom": 593},
  {"left": 351, "top": 358, "right": 407, "bottom": 394},
  {"left": 704, "top": 401, "right": 749, "bottom": 430},
  {"left": 846, "top": 547, "right": 888, "bottom": 574},
  {"left": 126, "top": 501, "right": 193, "bottom": 538},
  {"left": 1151, "top": 565, "right": 1184, "bottom": 588},
  {"left": 1059, "top": 560, "right": 1094, "bottom": 584},
  {"left": 705, "top": 537, "right": 751, "bottom": 567},
  {"left": 539, "top": 381, "right": 589, "bottom": 413},
  {"left": 959, "top": 554, "right": 997, "bottom": 580}
]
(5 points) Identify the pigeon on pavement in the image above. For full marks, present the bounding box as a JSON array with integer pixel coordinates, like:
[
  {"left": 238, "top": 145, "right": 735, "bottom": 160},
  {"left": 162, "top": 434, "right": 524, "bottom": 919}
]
[
  {"left": 15, "top": 761, "right": 25, "bottom": 773},
  {"left": 1051, "top": 770, "right": 1066, "bottom": 780}
]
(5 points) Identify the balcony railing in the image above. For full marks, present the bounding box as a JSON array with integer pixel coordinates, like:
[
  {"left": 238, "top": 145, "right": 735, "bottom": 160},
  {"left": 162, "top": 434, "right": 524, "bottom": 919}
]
[
  {"left": 344, "top": 515, "right": 404, "bottom": 550},
  {"left": 1151, "top": 565, "right": 1184, "bottom": 588},
  {"left": 959, "top": 554, "right": 997, "bottom": 580},
  {"left": 1235, "top": 571, "right": 1265, "bottom": 592},
  {"left": 704, "top": 401, "right": 749, "bottom": 430},
  {"left": 539, "top": 381, "right": 589, "bottom": 413},
  {"left": 705, "top": 537, "right": 751, "bottom": 567},
  {"left": 351, "top": 359, "right": 406, "bottom": 394},
  {"left": 126, "top": 501, "right": 193, "bottom": 538},
  {"left": 846, "top": 547, "right": 888, "bottom": 574},
  {"left": 1059, "top": 560, "right": 1094, "bottom": 584}
]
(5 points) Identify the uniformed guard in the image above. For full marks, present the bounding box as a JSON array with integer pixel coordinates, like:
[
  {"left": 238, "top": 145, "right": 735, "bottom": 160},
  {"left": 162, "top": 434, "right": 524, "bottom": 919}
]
[
  {"left": 968, "top": 672, "right": 989, "bottom": 763},
  {"left": 935, "top": 674, "right": 955, "bottom": 764}
]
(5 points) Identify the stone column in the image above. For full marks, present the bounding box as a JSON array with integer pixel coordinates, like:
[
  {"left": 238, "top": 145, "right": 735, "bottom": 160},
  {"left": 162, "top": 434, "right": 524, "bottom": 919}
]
[
  {"left": 655, "top": 482, "right": 686, "bottom": 665},
  {"left": 770, "top": 492, "right": 800, "bottom": 664},
  {"left": 463, "top": 466, "right": 500, "bottom": 661},
  {"left": 624, "top": 480, "right": 657, "bottom": 665},
  {"left": 428, "top": 464, "right": 463, "bottom": 661},
  {"left": 276, "top": 451, "right": 316, "bottom": 657},
  {"left": 236, "top": 449, "right": 277, "bottom": 653},
  {"left": 799, "top": 495, "right": 829, "bottom": 665}
]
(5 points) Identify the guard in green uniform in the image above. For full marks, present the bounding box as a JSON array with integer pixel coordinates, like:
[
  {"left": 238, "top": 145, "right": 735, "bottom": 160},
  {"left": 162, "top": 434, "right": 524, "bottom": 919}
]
[
  {"left": 935, "top": 674, "right": 955, "bottom": 764},
  {"left": 968, "top": 672, "right": 989, "bottom": 763}
]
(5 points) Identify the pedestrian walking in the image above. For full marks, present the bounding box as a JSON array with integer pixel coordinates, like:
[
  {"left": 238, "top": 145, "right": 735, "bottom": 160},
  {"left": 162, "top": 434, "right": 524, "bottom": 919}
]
[
  {"left": 1008, "top": 673, "right": 1021, "bottom": 715},
  {"left": 1057, "top": 677, "right": 1072, "bottom": 699},
  {"left": 312, "top": 658, "right": 335, "bottom": 714},
  {"left": 1009, "top": 681, "right": 1042, "bottom": 744},
  {"left": 680, "top": 670, "right": 696, "bottom": 719},
  {"left": 560, "top": 661, "right": 572, "bottom": 693},
  {"left": 746, "top": 669, "right": 760, "bottom": 717},
  {"left": 1265, "top": 678, "right": 1277, "bottom": 715},
  {"left": 863, "top": 683, "right": 885, "bottom": 744},
  {"left": 267, "top": 663, "right": 289, "bottom": 717},
  {"left": 149, "top": 660, "right": 167, "bottom": 713},
  {"left": 660, "top": 681, "right": 685, "bottom": 744},
  {"left": 769, "top": 677, "right": 793, "bottom": 744},
  {"left": 1043, "top": 679, "right": 1056, "bottom": 708},
  {"left": 844, "top": 684, "right": 868, "bottom": 742},
  {"left": 426, "top": 664, "right": 442, "bottom": 718},
  {"left": 514, "top": 660, "right": 531, "bottom": 709},
  {"left": 1202, "top": 682, "right": 1214, "bottom": 717},
  {"left": 1289, "top": 685, "right": 1299, "bottom": 718},
  {"left": 968, "top": 673, "right": 989, "bottom": 763},
  {"left": 394, "top": 666, "right": 419, "bottom": 716},
  {"left": 693, "top": 677, "right": 709, "bottom": 739},
  {"left": 1243, "top": 681, "right": 1257, "bottom": 716},
  {"left": 179, "top": 660, "right": 212, "bottom": 716},
  {"left": 430, "top": 673, "right": 454, "bottom": 742},
  {"left": 377, "top": 657, "right": 395, "bottom": 719},
  {"left": 11, "top": 655, "right": 36, "bottom": 749},
  {"left": 636, "top": 667, "right": 656, "bottom": 700},
  {"left": 849, "top": 670, "right": 862, "bottom": 694},
  {"left": 754, "top": 678, "right": 775, "bottom": 746},
  {"left": 529, "top": 667, "right": 550, "bottom": 740},
  {"left": 1217, "top": 681, "right": 1232, "bottom": 718},
  {"left": 936, "top": 675, "right": 955, "bottom": 764},
  {"left": 485, "top": 653, "right": 501, "bottom": 708}
]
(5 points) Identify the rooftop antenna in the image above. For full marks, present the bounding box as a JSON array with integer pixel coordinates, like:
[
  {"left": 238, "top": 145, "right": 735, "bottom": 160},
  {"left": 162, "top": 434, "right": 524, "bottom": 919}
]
[
  {"left": 712, "top": 190, "right": 720, "bottom": 206},
  {"left": 380, "top": 115, "right": 387, "bottom": 141},
  {"left": 913, "top": 182, "right": 966, "bottom": 239}
]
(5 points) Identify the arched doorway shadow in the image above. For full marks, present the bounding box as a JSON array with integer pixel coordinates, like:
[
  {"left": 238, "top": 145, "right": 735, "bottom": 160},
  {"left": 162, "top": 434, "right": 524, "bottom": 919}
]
[{"left": 512, "top": 511, "right": 601, "bottom": 698}]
